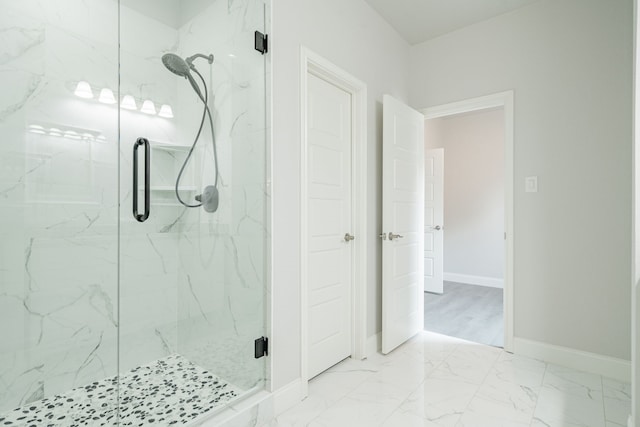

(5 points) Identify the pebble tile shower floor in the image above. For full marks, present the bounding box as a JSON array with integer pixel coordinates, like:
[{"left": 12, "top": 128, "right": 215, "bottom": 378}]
[{"left": 0, "top": 355, "right": 239, "bottom": 426}]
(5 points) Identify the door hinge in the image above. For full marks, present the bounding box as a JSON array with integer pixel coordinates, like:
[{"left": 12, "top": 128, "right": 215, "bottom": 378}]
[
  {"left": 254, "top": 336, "right": 268, "bottom": 359},
  {"left": 254, "top": 31, "right": 268, "bottom": 55}
]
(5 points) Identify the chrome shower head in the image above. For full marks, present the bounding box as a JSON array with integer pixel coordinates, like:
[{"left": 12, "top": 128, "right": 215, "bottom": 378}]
[
  {"left": 162, "top": 52, "right": 210, "bottom": 101},
  {"left": 162, "top": 53, "right": 191, "bottom": 77}
]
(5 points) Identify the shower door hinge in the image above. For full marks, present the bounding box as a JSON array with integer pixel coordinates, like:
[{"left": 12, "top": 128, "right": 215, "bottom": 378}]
[
  {"left": 254, "top": 336, "right": 269, "bottom": 359},
  {"left": 254, "top": 31, "right": 268, "bottom": 55}
]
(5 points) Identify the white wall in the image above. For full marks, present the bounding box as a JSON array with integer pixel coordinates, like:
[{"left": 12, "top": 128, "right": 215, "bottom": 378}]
[
  {"left": 271, "top": 0, "right": 410, "bottom": 389},
  {"left": 425, "top": 109, "right": 504, "bottom": 285},
  {"left": 411, "top": 0, "right": 633, "bottom": 360}
]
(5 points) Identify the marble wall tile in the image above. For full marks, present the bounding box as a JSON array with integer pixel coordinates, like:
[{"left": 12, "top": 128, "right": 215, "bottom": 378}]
[
  {"left": 1, "top": 0, "right": 119, "bottom": 413},
  {"left": 173, "top": 0, "right": 268, "bottom": 394}
]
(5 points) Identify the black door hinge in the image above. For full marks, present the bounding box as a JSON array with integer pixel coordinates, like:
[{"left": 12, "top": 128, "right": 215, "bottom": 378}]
[
  {"left": 254, "top": 336, "right": 268, "bottom": 358},
  {"left": 255, "top": 31, "right": 268, "bottom": 55}
]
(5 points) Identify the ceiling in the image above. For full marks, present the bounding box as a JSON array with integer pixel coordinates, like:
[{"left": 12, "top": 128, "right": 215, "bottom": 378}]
[
  {"left": 363, "top": 0, "right": 541, "bottom": 45},
  {"left": 119, "top": 0, "right": 211, "bottom": 29}
]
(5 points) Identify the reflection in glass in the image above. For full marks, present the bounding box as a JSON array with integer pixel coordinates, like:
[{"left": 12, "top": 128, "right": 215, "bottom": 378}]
[{"left": 74, "top": 80, "right": 94, "bottom": 98}]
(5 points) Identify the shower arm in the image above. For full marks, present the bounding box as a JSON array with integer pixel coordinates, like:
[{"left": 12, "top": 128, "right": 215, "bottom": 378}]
[{"left": 186, "top": 54, "right": 214, "bottom": 68}]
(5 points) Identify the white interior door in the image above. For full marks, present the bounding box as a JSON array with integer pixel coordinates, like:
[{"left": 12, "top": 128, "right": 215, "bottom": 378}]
[
  {"left": 382, "top": 94, "right": 425, "bottom": 354},
  {"left": 424, "top": 148, "right": 444, "bottom": 294},
  {"left": 306, "top": 73, "right": 353, "bottom": 378}
]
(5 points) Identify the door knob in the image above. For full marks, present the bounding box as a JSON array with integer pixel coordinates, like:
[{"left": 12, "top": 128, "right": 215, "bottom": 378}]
[
  {"left": 344, "top": 233, "right": 355, "bottom": 242},
  {"left": 433, "top": 225, "right": 441, "bottom": 231},
  {"left": 388, "top": 232, "right": 404, "bottom": 241}
]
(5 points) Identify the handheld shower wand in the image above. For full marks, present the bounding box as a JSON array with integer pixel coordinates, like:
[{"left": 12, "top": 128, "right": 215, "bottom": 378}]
[{"left": 161, "top": 52, "right": 219, "bottom": 213}]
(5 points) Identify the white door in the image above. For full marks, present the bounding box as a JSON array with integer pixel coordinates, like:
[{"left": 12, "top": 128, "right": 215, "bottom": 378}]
[
  {"left": 424, "top": 148, "right": 444, "bottom": 294},
  {"left": 381, "top": 94, "right": 425, "bottom": 354},
  {"left": 306, "top": 73, "right": 353, "bottom": 378}
]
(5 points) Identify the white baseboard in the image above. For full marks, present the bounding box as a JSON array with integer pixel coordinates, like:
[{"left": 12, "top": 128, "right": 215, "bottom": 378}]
[
  {"left": 444, "top": 272, "right": 504, "bottom": 288},
  {"left": 366, "top": 333, "right": 381, "bottom": 357},
  {"left": 514, "top": 337, "right": 631, "bottom": 382},
  {"left": 272, "top": 379, "right": 304, "bottom": 417}
]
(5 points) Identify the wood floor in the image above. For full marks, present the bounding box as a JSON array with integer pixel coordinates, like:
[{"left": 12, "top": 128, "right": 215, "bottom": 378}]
[{"left": 424, "top": 281, "right": 503, "bottom": 347}]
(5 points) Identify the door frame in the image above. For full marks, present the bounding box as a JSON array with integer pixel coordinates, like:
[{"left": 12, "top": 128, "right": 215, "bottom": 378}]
[
  {"left": 421, "top": 91, "right": 515, "bottom": 352},
  {"left": 300, "top": 47, "right": 368, "bottom": 396}
]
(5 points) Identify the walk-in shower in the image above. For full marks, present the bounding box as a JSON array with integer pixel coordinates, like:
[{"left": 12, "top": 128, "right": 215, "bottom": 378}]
[{"left": 0, "top": 0, "right": 268, "bottom": 425}]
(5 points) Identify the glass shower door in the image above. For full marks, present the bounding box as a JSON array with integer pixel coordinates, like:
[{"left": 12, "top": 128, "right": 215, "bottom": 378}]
[
  {"left": 0, "top": 0, "right": 120, "bottom": 424},
  {"left": 117, "top": 0, "right": 268, "bottom": 424}
]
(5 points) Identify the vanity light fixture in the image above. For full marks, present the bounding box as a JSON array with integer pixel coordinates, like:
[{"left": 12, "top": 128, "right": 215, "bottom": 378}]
[
  {"left": 64, "top": 130, "right": 82, "bottom": 140},
  {"left": 158, "top": 104, "right": 174, "bottom": 118},
  {"left": 74, "top": 83, "right": 169, "bottom": 119},
  {"left": 121, "top": 95, "right": 138, "bottom": 110},
  {"left": 27, "top": 122, "right": 103, "bottom": 142},
  {"left": 141, "top": 100, "right": 157, "bottom": 115},
  {"left": 99, "top": 88, "right": 117, "bottom": 104},
  {"left": 49, "top": 127, "right": 63, "bottom": 137},
  {"left": 28, "top": 124, "right": 46, "bottom": 135},
  {"left": 74, "top": 81, "right": 94, "bottom": 99}
]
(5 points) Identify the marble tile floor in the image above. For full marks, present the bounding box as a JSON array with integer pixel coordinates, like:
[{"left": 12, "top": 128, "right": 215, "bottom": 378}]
[
  {"left": 0, "top": 354, "right": 240, "bottom": 426},
  {"left": 266, "top": 331, "right": 631, "bottom": 427}
]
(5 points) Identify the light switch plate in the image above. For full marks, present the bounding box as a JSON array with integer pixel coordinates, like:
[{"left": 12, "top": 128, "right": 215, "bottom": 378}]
[{"left": 525, "top": 176, "right": 538, "bottom": 193}]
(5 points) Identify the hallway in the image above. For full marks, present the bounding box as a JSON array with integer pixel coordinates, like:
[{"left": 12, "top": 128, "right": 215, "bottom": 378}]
[{"left": 424, "top": 281, "right": 503, "bottom": 347}]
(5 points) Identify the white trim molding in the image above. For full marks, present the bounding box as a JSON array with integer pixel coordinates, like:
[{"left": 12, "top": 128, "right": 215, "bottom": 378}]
[
  {"left": 202, "top": 390, "right": 273, "bottom": 426},
  {"left": 514, "top": 337, "right": 632, "bottom": 382},
  {"left": 367, "top": 333, "right": 382, "bottom": 357},
  {"left": 300, "top": 47, "right": 368, "bottom": 397},
  {"left": 631, "top": 0, "right": 639, "bottom": 422},
  {"left": 207, "top": 380, "right": 305, "bottom": 426},
  {"left": 421, "top": 90, "right": 515, "bottom": 353},
  {"left": 443, "top": 272, "right": 504, "bottom": 289},
  {"left": 272, "top": 379, "right": 304, "bottom": 417}
]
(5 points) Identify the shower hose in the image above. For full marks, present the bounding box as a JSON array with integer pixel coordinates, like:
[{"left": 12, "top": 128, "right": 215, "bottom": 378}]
[{"left": 175, "top": 68, "right": 219, "bottom": 208}]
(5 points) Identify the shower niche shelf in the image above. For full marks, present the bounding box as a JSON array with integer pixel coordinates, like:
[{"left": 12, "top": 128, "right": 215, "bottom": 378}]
[
  {"left": 150, "top": 141, "right": 192, "bottom": 152},
  {"left": 138, "top": 139, "right": 199, "bottom": 207},
  {"left": 139, "top": 186, "right": 198, "bottom": 192}
]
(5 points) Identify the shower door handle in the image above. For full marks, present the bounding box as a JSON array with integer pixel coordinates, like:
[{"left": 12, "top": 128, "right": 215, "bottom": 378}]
[{"left": 133, "top": 137, "right": 150, "bottom": 222}]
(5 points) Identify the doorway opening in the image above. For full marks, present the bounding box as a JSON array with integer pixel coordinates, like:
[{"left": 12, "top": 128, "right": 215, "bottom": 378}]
[{"left": 420, "top": 92, "right": 514, "bottom": 351}]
